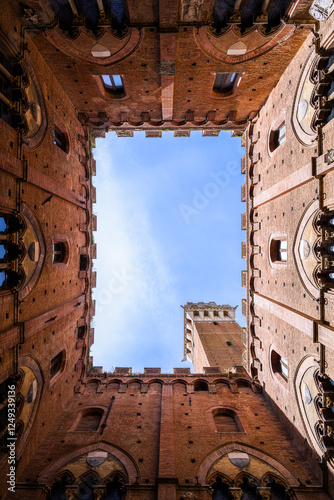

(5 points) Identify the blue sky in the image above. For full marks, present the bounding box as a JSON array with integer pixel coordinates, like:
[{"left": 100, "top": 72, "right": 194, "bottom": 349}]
[{"left": 91, "top": 131, "right": 246, "bottom": 373}]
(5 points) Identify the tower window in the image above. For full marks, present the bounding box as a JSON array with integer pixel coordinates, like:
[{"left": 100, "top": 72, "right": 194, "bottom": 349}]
[
  {"left": 76, "top": 409, "right": 103, "bottom": 432},
  {"left": 54, "top": 126, "right": 69, "bottom": 153},
  {"left": 50, "top": 350, "right": 65, "bottom": 379},
  {"left": 213, "top": 72, "right": 242, "bottom": 95},
  {"left": 101, "top": 75, "right": 125, "bottom": 94},
  {"left": 80, "top": 254, "right": 88, "bottom": 271},
  {"left": 213, "top": 409, "right": 242, "bottom": 432},
  {"left": 194, "top": 381, "right": 209, "bottom": 392},
  {"left": 270, "top": 237, "right": 287, "bottom": 263},
  {"left": 269, "top": 122, "right": 286, "bottom": 152},
  {"left": 52, "top": 241, "right": 68, "bottom": 264},
  {"left": 271, "top": 349, "right": 288, "bottom": 382}
]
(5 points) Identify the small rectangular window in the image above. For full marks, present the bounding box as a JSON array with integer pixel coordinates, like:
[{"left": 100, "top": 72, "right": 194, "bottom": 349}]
[
  {"left": 213, "top": 72, "right": 241, "bottom": 95},
  {"left": 102, "top": 75, "right": 124, "bottom": 92}
]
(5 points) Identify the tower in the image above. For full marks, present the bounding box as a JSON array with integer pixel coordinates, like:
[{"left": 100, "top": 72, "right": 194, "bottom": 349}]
[{"left": 183, "top": 302, "right": 244, "bottom": 373}]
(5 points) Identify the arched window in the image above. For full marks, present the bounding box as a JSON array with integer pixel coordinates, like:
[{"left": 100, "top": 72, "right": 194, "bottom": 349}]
[
  {"left": 194, "top": 380, "right": 208, "bottom": 392},
  {"left": 101, "top": 75, "right": 125, "bottom": 96},
  {"left": 77, "top": 473, "right": 99, "bottom": 500},
  {"left": 270, "top": 237, "right": 287, "bottom": 263},
  {"left": 271, "top": 350, "right": 288, "bottom": 381},
  {"left": 50, "top": 350, "right": 66, "bottom": 379},
  {"left": 52, "top": 241, "right": 68, "bottom": 265},
  {"left": 213, "top": 72, "right": 242, "bottom": 96},
  {"left": 54, "top": 126, "right": 69, "bottom": 153},
  {"left": 76, "top": 409, "right": 103, "bottom": 432},
  {"left": 239, "top": 477, "right": 258, "bottom": 500},
  {"left": 105, "top": 476, "right": 124, "bottom": 500},
  {"left": 211, "top": 476, "right": 229, "bottom": 500},
  {"left": 213, "top": 409, "right": 242, "bottom": 432},
  {"left": 269, "top": 122, "right": 286, "bottom": 152}
]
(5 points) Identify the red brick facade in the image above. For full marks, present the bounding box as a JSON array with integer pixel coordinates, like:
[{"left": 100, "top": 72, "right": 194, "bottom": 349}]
[{"left": 0, "top": 0, "right": 333, "bottom": 499}]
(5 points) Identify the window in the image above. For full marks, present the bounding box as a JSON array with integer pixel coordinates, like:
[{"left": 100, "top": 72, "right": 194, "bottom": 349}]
[
  {"left": 52, "top": 242, "right": 67, "bottom": 264},
  {"left": 271, "top": 350, "right": 288, "bottom": 382},
  {"left": 213, "top": 72, "right": 242, "bottom": 96},
  {"left": 213, "top": 409, "right": 241, "bottom": 432},
  {"left": 270, "top": 237, "right": 287, "bottom": 264},
  {"left": 78, "top": 326, "right": 86, "bottom": 339},
  {"left": 101, "top": 75, "right": 125, "bottom": 95},
  {"left": 194, "top": 381, "right": 208, "bottom": 392},
  {"left": 105, "top": 476, "right": 124, "bottom": 500},
  {"left": 277, "top": 239, "right": 287, "bottom": 261},
  {"left": 80, "top": 254, "right": 88, "bottom": 271},
  {"left": 76, "top": 409, "right": 103, "bottom": 432},
  {"left": 54, "top": 126, "right": 69, "bottom": 153},
  {"left": 269, "top": 122, "right": 286, "bottom": 152},
  {"left": 50, "top": 351, "right": 65, "bottom": 379}
]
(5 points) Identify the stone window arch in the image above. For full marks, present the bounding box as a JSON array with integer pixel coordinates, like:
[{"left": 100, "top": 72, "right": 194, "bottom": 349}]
[
  {"left": 211, "top": 476, "right": 230, "bottom": 500},
  {"left": 50, "top": 472, "right": 74, "bottom": 500},
  {"left": 52, "top": 240, "right": 69, "bottom": 264},
  {"left": 77, "top": 472, "right": 100, "bottom": 500},
  {"left": 105, "top": 474, "right": 126, "bottom": 500},
  {"left": 213, "top": 409, "right": 243, "bottom": 432}
]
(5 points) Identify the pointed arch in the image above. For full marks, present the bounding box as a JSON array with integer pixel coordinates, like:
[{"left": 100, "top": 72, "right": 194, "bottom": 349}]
[
  {"left": 38, "top": 443, "right": 139, "bottom": 485},
  {"left": 196, "top": 443, "right": 300, "bottom": 487}
]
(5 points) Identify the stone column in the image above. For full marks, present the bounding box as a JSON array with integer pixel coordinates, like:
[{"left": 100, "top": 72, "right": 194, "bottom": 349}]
[
  {"left": 229, "top": 488, "right": 243, "bottom": 500},
  {"left": 257, "top": 487, "right": 271, "bottom": 499},
  {"left": 65, "top": 486, "right": 78, "bottom": 499}
]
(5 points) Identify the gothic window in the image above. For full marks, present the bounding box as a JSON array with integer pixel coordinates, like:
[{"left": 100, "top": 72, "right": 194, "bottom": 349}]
[
  {"left": 213, "top": 409, "right": 241, "bottom": 432},
  {"left": 271, "top": 350, "right": 288, "bottom": 381},
  {"left": 194, "top": 380, "right": 208, "bottom": 391},
  {"left": 211, "top": 476, "right": 229, "bottom": 500},
  {"left": 105, "top": 476, "right": 124, "bottom": 500},
  {"left": 76, "top": 409, "right": 103, "bottom": 432},
  {"left": 54, "top": 126, "right": 69, "bottom": 153},
  {"left": 213, "top": 72, "right": 242, "bottom": 96},
  {"left": 101, "top": 75, "right": 125, "bottom": 95},
  {"left": 50, "top": 350, "right": 65, "bottom": 380},
  {"left": 239, "top": 477, "right": 258, "bottom": 500},
  {"left": 52, "top": 241, "right": 68, "bottom": 264},
  {"left": 77, "top": 473, "right": 99, "bottom": 500}
]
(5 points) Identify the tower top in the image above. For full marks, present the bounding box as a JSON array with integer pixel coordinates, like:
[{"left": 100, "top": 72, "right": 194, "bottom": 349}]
[{"left": 182, "top": 302, "right": 238, "bottom": 362}]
